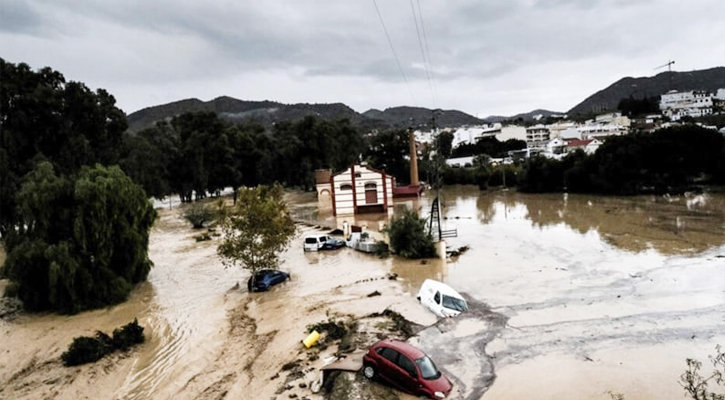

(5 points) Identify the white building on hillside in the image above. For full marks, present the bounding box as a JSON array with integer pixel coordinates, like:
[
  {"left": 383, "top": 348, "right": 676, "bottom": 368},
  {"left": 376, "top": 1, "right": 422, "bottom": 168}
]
[
  {"left": 659, "top": 90, "right": 714, "bottom": 120},
  {"left": 450, "top": 124, "right": 502, "bottom": 147},
  {"left": 578, "top": 123, "right": 627, "bottom": 139},
  {"left": 526, "top": 124, "right": 550, "bottom": 147},
  {"left": 496, "top": 125, "right": 527, "bottom": 142}
]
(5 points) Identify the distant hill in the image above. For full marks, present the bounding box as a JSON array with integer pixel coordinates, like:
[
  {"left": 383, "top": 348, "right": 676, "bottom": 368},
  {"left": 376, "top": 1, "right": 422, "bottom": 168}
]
[
  {"left": 568, "top": 67, "right": 725, "bottom": 116},
  {"left": 126, "top": 97, "right": 488, "bottom": 132},
  {"left": 485, "top": 109, "right": 565, "bottom": 123},
  {"left": 362, "top": 106, "right": 486, "bottom": 128},
  {"left": 127, "top": 96, "right": 367, "bottom": 132}
]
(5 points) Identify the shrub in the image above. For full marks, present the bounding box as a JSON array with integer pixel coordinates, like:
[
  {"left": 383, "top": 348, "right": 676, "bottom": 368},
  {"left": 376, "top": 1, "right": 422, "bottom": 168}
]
[
  {"left": 61, "top": 331, "right": 113, "bottom": 367},
  {"left": 183, "top": 202, "right": 214, "bottom": 229},
  {"left": 61, "top": 319, "right": 145, "bottom": 367},
  {"left": 112, "top": 318, "right": 145, "bottom": 351},
  {"left": 385, "top": 207, "right": 437, "bottom": 259}
]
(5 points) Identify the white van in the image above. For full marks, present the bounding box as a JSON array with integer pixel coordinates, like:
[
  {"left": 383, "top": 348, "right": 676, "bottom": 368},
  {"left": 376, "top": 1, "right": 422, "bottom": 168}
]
[
  {"left": 417, "top": 279, "right": 468, "bottom": 318},
  {"left": 303, "top": 234, "right": 345, "bottom": 252}
]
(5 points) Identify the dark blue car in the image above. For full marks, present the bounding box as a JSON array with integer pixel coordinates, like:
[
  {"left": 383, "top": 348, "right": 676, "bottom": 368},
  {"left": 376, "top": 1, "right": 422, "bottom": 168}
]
[{"left": 247, "top": 269, "right": 290, "bottom": 292}]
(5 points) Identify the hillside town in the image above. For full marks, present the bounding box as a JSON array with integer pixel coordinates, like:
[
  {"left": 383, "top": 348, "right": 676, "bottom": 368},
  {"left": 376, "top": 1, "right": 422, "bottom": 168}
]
[{"left": 419, "top": 88, "right": 725, "bottom": 167}]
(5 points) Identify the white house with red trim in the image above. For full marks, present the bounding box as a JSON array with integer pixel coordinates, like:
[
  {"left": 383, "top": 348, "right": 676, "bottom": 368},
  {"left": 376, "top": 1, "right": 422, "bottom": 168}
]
[{"left": 316, "top": 165, "right": 395, "bottom": 216}]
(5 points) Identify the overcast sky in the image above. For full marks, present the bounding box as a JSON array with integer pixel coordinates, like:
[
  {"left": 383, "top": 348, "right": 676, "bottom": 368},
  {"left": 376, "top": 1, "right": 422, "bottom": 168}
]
[{"left": 2, "top": 0, "right": 724, "bottom": 117}]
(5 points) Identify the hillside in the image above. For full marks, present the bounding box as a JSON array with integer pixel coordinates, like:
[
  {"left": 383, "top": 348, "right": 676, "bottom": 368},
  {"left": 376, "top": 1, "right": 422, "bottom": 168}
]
[
  {"left": 126, "top": 98, "right": 487, "bottom": 132},
  {"left": 568, "top": 67, "right": 725, "bottom": 116},
  {"left": 485, "top": 109, "right": 564, "bottom": 123},
  {"left": 126, "top": 96, "right": 368, "bottom": 132},
  {"left": 362, "top": 106, "right": 486, "bottom": 128}
]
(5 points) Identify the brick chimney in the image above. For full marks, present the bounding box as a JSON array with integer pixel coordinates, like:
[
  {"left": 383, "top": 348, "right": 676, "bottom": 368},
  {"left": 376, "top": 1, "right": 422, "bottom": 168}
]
[{"left": 409, "top": 129, "right": 419, "bottom": 186}]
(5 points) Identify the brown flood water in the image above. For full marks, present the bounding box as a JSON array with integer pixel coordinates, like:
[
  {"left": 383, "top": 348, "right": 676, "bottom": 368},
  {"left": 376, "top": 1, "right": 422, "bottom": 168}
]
[{"left": 1, "top": 186, "right": 724, "bottom": 400}]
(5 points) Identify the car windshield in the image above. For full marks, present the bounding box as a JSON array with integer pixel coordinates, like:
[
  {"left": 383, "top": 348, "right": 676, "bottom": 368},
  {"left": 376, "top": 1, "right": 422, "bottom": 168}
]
[
  {"left": 305, "top": 238, "right": 318, "bottom": 244},
  {"left": 442, "top": 295, "right": 467, "bottom": 312},
  {"left": 415, "top": 356, "right": 441, "bottom": 380}
]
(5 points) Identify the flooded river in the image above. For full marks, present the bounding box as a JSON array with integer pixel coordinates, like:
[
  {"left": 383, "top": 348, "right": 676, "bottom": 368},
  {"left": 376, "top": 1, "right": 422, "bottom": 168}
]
[
  {"left": 296, "top": 186, "right": 725, "bottom": 399},
  {"left": 1, "top": 186, "right": 724, "bottom": 400}
]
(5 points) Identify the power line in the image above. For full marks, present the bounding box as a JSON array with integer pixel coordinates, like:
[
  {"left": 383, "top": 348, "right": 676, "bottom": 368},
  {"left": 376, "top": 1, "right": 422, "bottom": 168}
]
[
  {"left": 372, "top": 0, "right": 416, "bottom": 105},
  {"left": 410, "top": 0, "right": 436, "bottom": 107}
]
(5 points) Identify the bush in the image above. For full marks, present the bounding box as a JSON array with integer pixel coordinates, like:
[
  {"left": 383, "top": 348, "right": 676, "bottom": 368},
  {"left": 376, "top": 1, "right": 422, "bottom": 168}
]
[
  {"left": 112, "top": 319, "right": 145, "bottom": 351},
  {"left": 61, "top": 331, "right": 113, "bottom": 367},
  {"left": 385, "top": 207, "right": 437, "bottom": 259},
  {"left": 183, "top": 202, "right": 214, "bottom": 229},
  {"left": 61, "top": 319, "right": 145, "bottom": 367}
]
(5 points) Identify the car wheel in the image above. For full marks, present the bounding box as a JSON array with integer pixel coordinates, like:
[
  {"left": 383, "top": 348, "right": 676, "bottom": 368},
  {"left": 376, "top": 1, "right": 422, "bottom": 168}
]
[{"left": 362, "top": 363, "right": 376, "bottom": 379}]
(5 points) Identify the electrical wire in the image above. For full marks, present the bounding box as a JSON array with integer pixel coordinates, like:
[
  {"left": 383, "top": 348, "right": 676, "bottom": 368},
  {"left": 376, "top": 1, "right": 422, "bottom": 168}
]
[
  {"left": 372, "top": 0, "right": 416, "bottom": 105},
  {"left": 416, "top": 0, "right": 438, "bottom": 107},
  {"left": 410, "top": 0, "right": 437, "bottom": 107}
]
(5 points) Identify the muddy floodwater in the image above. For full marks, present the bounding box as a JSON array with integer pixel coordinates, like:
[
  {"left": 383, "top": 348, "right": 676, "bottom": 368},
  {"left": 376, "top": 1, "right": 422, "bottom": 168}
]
[{"left": 1, "top": 185, "right": 724, "bottom": 400}]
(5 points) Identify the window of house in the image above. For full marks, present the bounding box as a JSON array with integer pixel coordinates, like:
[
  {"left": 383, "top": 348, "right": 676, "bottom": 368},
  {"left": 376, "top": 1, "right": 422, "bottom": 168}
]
[{"left": 340, "top": 184, "right": 353, "bottom": 191}]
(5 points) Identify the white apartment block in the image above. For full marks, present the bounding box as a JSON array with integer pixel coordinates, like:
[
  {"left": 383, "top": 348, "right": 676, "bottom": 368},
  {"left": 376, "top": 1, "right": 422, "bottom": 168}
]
[
  {"left": 659, "top": 90, "right": 714, "bottom": 121},
  {"left": 526, "top": 124, "right": 550, "bottom": 147}
]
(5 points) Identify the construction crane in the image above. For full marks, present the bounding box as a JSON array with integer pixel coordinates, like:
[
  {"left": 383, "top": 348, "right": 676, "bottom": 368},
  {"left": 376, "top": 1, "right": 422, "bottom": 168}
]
[
  {"left": 655, "top": 60, "right": 675, "bottom": 73},
  {"left": 655, "top": 60, "right": 676, "bottom": 91}
]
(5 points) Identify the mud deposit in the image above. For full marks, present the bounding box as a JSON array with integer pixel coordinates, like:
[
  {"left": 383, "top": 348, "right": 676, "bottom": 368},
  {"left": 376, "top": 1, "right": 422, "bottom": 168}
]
[{"left": 1, "top": 187, "right": 725, "bottom": 400}]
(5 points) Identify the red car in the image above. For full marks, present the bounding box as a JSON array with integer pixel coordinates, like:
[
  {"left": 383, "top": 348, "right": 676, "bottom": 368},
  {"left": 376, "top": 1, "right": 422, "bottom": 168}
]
[{"left": 362, "top": 338, "right": 453, "bottom": 399}]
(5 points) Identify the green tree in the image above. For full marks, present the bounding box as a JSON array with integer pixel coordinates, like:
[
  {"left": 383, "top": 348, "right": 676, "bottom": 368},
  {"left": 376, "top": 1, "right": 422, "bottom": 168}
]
[
  {"left": 364, "top": 129, "right": 410, "bottom": 184},
  {"left": 217, "top": 184, "right": 296, "bottom": 288},
  {"left": 0, "top": 59, "right": 128, "bottom": 237},
  {"left": 3, "top": 162, "right": 156, "bottom": 313},
  {"left": 435, "top": 130, "right": 454, "bottom": 158},
  {"left": 385, "top": 207, "right": 437, "bottom": 259}
]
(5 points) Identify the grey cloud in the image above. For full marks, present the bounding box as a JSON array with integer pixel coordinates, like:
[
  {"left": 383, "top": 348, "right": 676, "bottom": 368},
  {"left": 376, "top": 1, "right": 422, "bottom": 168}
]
[{"left": 0, "top": 0, "right": 52, "bottom": 35}]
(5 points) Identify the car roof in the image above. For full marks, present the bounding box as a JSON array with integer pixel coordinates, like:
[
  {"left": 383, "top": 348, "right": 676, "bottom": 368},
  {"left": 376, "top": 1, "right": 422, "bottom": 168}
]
[
  {"left": 374, "top": 339, "right": 426, "bottom": 360},
  {"left": 421, "top": 279, "right": 465, "bottom": 300},
  {"left": 255, "top": 269, "right": 280, "bottom": 275}
]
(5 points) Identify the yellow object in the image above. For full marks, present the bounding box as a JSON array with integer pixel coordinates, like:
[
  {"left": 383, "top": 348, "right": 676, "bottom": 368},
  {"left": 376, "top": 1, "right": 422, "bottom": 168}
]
[{"left": 303, "top": 330, "right": 321, "bottom": 348}]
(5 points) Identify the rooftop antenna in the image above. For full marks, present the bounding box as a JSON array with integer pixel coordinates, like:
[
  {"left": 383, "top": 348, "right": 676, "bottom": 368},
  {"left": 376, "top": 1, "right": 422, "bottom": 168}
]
[{"left": 655, "top": 60, "right": 675, "bottom": 91}]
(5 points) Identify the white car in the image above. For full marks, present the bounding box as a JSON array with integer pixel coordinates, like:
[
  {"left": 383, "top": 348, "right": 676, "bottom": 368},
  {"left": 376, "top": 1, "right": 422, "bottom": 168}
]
[
  {"left": 417, "top": 279, "right": 468, "bottom": 318},
  {"left": 303, "top": 234, "right": 345, "bottom": 252}
]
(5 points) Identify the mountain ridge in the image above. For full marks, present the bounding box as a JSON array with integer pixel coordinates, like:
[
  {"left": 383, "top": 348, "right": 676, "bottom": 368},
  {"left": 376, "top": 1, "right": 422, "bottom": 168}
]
[
  {"left": 126, "top": 66, "right": 725, "bottom": 132},
  {"left": 568, "top": 66, "right": 725, "bottom": 116}
]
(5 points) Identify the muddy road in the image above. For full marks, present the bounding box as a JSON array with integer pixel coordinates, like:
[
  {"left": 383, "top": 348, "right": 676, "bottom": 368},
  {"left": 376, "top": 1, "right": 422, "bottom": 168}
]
[{"left": 1, "top": 186, "right": 724, "bottom": 399}]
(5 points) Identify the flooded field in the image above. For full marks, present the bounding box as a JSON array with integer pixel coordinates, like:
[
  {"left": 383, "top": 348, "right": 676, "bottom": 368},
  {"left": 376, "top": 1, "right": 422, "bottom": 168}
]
[{"left": 1, "top": 186, "right": 724, "bottom": 399}]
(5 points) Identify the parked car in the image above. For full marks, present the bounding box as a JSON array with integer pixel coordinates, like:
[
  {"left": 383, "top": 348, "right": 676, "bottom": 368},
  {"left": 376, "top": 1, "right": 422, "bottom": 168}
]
[
  {"left": 417, "top": 279, "right": 468, "bottom": 318},
  {"left": 362, "top": 338, "right": 453, "bottom": 399},
  {"left": 303, "top": 234, "right": 345, "bottom": 252},
  {"left": 247, "top": 269, "right": 290, "bottom": 292}
]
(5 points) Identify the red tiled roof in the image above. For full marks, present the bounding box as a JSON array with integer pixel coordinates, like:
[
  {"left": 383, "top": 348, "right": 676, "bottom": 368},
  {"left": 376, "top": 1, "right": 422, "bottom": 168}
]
[{"left": 566, "top": 139, "right": 594, "bottom": 147}]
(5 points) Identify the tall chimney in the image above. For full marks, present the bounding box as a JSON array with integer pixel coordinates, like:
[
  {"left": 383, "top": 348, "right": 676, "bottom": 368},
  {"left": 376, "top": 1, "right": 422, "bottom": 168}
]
[{"left": 409, "top": 129, "right": 419, "bottom": 186}]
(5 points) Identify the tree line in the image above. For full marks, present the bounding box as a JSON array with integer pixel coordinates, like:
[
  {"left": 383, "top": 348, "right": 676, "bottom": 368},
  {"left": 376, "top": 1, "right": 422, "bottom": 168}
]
[{"left": 518, "top": 125, "right": 725, "bottom": 194}]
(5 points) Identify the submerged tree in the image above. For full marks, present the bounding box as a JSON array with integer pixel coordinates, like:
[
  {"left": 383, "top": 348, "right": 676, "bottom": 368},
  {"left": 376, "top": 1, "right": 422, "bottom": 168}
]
[
  {"left": 385, "top": 207, "right": 437, "bottom": 259},
  {"left": 217, "top": 184, "right": 296, "bottom": 287}
]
